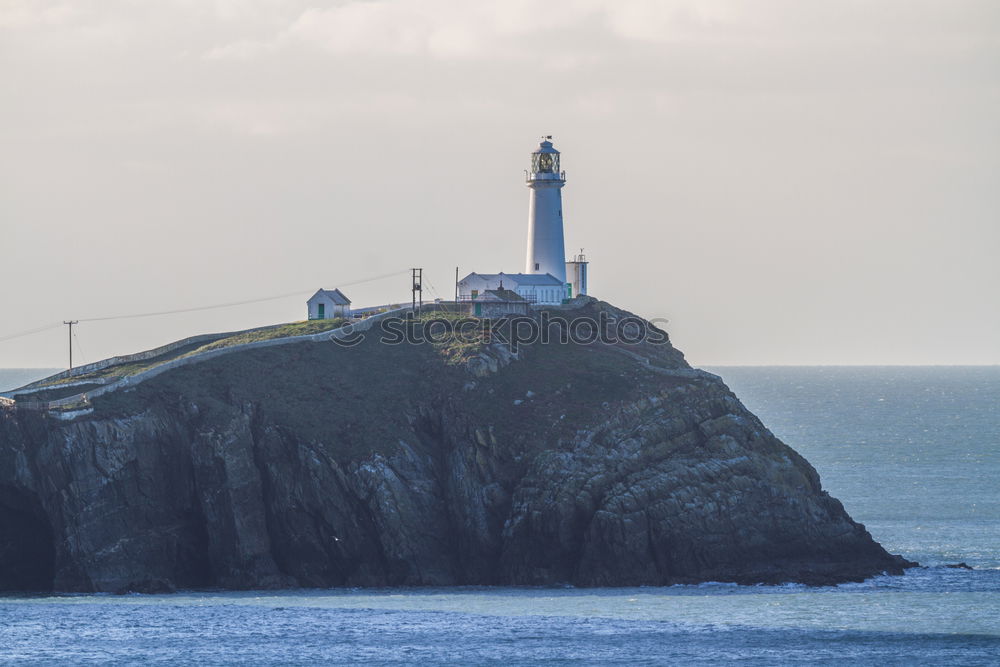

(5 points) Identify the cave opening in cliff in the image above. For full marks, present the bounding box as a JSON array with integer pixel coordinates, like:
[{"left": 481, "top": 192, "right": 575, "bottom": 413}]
[{"left": 0, "top": 486, "right": 55, "bottom": 592}]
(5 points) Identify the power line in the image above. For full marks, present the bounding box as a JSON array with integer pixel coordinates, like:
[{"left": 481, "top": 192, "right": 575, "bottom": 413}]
[
  {"left": 0, "top": 322, "right": 64, "bottom": 343},
  {"left": 423, "top": 277, "right": 440, "bottom": 299},
  {"left": 0, "top": 269, "right": 409, "bottom": 343},
  {"left": 79, "top": 269, "right": 408, "bottom": 323},
  {"left": 72, "top": 328, "right": 87, "bottom": 366}
]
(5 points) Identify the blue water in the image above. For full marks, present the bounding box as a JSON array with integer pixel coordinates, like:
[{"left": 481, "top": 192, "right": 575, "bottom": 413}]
[
  {"left": 1, "top": 366, "right": 998, "bottom": 664},
  {"left": 0, "top": 369, "right": 60, "bottom": 393},
  {"left": 711, "top": 366, "right": 1000, "bottom": 571}
]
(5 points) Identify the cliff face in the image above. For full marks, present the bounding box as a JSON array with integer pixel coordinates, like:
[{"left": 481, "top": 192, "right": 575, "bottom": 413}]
[{"left": 0, "top": 300, "right": 912, "bottom": 592}]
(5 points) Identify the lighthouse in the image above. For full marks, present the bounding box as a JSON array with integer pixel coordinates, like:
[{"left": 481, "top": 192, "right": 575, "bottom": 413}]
[
  {"left": 456, "top": 136, "right": 588, "bottom": 306},
  {"left": 525, "top": 137, "right": 567, "bottom": 285}
]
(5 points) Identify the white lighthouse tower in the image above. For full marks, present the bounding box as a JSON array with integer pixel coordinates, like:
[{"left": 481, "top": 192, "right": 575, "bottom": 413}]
[{"left": 525, "top": 137, "right": 567, "bottom": 285}]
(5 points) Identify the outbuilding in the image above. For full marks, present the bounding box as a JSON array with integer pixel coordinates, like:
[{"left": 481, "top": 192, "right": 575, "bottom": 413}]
[
  {"left": 307, "top": 289, "right": 351, "bottom": 320},
  {"left": 469, "top": 287, "right": 530, "bottom": 318}
]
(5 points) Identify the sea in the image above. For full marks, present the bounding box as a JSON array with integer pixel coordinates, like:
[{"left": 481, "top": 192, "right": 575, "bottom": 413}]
[{"left": 1, "top": 366, "right": 998, "bottom": 665}]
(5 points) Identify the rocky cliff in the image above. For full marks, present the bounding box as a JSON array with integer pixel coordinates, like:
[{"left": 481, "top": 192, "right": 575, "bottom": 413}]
[{"left": 0, "top": 299, "right": 913, "bottom": 592}]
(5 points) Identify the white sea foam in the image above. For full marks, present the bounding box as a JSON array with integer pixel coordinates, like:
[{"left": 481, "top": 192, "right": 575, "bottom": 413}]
[{"left": 1, "top": 366, "right": 998, "bottom": 662}]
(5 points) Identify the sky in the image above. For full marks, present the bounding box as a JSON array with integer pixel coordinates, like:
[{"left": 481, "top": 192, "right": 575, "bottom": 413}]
[{"left": 1, "top": 0, "right": 998, "bottom": 368}]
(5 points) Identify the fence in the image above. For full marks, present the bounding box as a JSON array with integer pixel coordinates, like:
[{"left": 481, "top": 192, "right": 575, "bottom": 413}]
[
  {"left": 2, "top": 330, "right": 241, "bottom": 398},
  {"left": 9, "top": 301, "right": 618, "bottom": 414},
  {"left": 11, "top": 305, "right": 417, "bottom": 413}
]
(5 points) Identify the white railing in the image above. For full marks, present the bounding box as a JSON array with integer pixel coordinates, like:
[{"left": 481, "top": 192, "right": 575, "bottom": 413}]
[{"left": 10, "top": 305, "right": 417, "bottom": 413}]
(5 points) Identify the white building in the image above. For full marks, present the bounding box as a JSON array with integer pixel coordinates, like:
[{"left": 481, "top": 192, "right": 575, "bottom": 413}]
[
  {"left": 458, "top": 272, "right": 566, "bottom": 305},
  {"left": 458, "top": 136, "right": 589, "bottom": 306},
  {"left": 307, "top": 288, "right": 351, "bottom": 319}
]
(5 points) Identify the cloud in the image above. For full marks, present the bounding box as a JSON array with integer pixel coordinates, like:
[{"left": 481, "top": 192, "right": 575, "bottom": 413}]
[
  {"left": 201, "top": 0, "right": 735, "bottom": 63},
  {"left": 288, "top": 3, "right": 445, "bottom": 57},
  {"left": 204, "top": 38, "right": 276, "bottom": 61},
  {"left": 3, "top": 0, "right": 998, "bottom": 366},
  {"left": 0, "top": 0, "right": 80, "bottom": 29},
  {"left": 602, "top": 0, "right": 735, "bottom": 42}
]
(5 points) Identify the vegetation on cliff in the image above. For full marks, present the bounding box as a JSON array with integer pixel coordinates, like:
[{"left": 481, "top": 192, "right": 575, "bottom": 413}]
[{"left": 0, "top": 299, "right": 913, "bottom": 593}]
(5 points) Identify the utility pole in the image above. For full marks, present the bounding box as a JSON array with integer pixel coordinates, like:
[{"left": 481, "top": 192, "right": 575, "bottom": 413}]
[
  {"left": 63, "top": 320, "right": 78, "bottom": 370},
  {"left": 455, "top": 266, "right": 459, "bottom": 302},
  {"left": 411, "top": 268, "right": 423, "bottom": 315}
]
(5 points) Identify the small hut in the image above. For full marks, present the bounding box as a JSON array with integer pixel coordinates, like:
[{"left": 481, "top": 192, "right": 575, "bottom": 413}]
[
  {"left": 307, "top": 288, "right": 351, "bottom": 320},
  {"left": 469, "top": 287, "right": 529, "bottom": 318}
]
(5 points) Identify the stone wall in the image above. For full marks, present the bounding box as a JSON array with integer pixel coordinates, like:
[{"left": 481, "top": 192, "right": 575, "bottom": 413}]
[
  {"left": 12, "top": 306, "right": 417, "bottom": 413},
  {"left": 3, "top": 331, "right": 239, "bottom": 398},
  {"left": 11, "top": 302, "right": 613, "bottom": 413}
]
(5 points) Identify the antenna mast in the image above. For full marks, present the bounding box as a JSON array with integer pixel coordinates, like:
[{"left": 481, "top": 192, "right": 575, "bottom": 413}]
[{"left": 411, "top": 268, "right": 423, "bottom": 314}]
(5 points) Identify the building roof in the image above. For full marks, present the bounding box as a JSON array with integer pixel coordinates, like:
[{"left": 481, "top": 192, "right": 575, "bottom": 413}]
[
  {"left": 504, "top": 273, "right": 564, "bottom": 286},
  {"left": 460, "top": 272, "right": 563, "bottom": 287},
  {"left": 473, "top": 288, "right": 526, "bottom": 302},
  {"left": 308, "top": 288, "right": 351, "bottom": 305}
]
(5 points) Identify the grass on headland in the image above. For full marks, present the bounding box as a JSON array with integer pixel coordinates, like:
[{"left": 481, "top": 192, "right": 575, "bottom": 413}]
[
  {"left": 18, "top": 319, "right": 350, "bottom": 399},
  {"left": 414, "top": 310, "right": 489, "bottom": 366},
  {"left": 183, "top": 319, "right": 347, "bottom": 356}
]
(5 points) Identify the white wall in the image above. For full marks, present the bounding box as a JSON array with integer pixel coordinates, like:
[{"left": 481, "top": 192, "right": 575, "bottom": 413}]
[
  {"left": 458, "top": 274, "right": 565, "bottom": 305},
  {"left": 457, "top": 274, "right": 495, "bottom": 300},
  {"left": 512, "top": 285, "right": 564, "bottom": 306},
  {"left": 566, "top": 261, "right": 588, "bottom": 297},
  {"left": 307, "top": 297, "right": 350, "bottom": 319},
  {"left": 525, "top": 180, "right": 567, "bottom": 284}
]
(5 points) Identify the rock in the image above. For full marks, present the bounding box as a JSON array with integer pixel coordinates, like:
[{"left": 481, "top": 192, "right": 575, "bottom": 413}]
[
  {"left": 115, "top": 578, "right": 177, "bottom": 595},
  {"left": 945, "top": 562, "right": 973, "bottom": 570},
  {"left": 0, "top": 299, "right": 916, "bottom": 592}
]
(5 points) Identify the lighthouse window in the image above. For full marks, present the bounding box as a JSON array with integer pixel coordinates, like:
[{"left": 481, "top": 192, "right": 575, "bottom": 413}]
[{"left": 532, "top": 152, "right": 559, "bottom": 174}]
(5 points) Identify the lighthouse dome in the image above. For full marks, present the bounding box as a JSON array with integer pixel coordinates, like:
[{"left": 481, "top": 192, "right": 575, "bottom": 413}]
[{"left": 533, "top": 137, "right": 560, "bottom": 154}]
